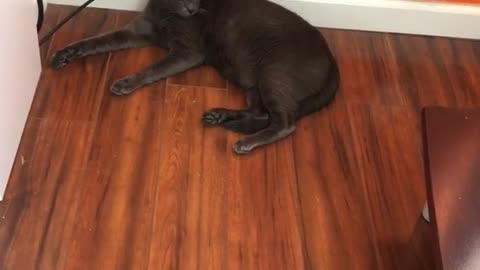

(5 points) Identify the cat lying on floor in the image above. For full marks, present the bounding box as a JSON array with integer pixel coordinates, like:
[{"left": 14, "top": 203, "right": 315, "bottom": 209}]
[{"left": 51, "top": 0, "right": 340, "bottom": 154}]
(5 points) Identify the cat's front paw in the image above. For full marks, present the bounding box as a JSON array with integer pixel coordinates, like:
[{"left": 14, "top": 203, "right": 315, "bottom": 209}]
[
  {"left": 202, "top": 109, "right": 229, "bottom": 125},
  {"left": 51, "top": 48, "right": 79, "bottom": 69},
  {"left": 110, "top": 78, "right": 137, "bottom": 96}
]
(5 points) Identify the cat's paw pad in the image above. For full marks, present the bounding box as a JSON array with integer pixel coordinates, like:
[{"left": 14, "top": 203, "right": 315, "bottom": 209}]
[
  {"left": 233, "top": 140, "right": 254, "bottom": 155},
  {"left": 51, "top": 48, "right": 78, "bottom": 69},
  {"left": 110, "top": 78, "right": 137, "bottom": 96},
  {"left": 202, "top": 109, "right": 229, "bottom": 125}
]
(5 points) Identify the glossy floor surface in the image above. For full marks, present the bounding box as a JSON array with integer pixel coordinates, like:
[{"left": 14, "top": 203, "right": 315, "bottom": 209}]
[{"left": 1, "top": 5, "right": 479, "bottom": 270}]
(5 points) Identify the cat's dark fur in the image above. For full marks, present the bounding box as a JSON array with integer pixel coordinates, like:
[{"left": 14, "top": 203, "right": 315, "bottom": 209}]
[{"left": 51, "top": 0, "right": 339, "bottom": 154}]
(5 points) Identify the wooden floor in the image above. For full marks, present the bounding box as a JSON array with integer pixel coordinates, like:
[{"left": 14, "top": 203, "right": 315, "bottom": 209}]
[{"left": 1, "top": 5, "right": 479, "bottom": 270}]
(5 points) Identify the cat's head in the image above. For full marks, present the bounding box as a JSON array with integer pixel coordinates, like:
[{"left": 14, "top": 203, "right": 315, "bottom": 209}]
[{"left": 161, "top": 0, "right": 201, "bottom": 17}]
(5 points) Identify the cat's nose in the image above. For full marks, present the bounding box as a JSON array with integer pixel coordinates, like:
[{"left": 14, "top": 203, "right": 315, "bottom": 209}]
[{"left": 185, "top": 2, "right": 198, "bottom": 14}]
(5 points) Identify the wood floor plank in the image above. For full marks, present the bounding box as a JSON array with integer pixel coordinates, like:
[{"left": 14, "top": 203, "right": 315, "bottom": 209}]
[
  {"left": 30, "top": 7, "right": 117, "bottom": 121},
  {"left": 346, "top": 105, "right": 428, "bottom": 269},
  {"left": 60, "top": 20, "right": 167, "bottom": 270},
  {"left": 323, "top": 30, "right": 384, "bottom": 106},
  {"left": 396, "top": 36, "right": 456, "bottom": 107},
  {"left": 224, "top": 85, "right": 306, "bottom": 270},
  {"left": 62, "top": 98, "right": 163, "bottom": 270},
  {"left": 145, "top": 85, "right": 229, "bottom": 270},
  {"left": 431, "top": 38, "right": 480, "bottom": 107},
  {"left": 293, "top": 101, "right": 378, "bottom": 270},
  {"left": 177, "top": 87, "right": 229, "bottom": 270},
  {"left": 146, "top": 85, "right": 200, "bottom": 269},
  {"left": 323, "top": 29, "right": 480, "bottom": 109},
  {"left": 293, "top": 98, "right": 433, "bottom": 270},
  {"left": 0, "top": 119, "right": 94, "bottom": 270}
]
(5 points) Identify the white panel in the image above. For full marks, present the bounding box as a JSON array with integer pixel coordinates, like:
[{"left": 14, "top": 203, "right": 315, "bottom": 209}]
[
  {"left": 49, "top": 0, "right": 148, "bottom": 11},
  {"left": 274, "top": 0, "right": 480, "bottom": 39},
  {"left": 49, "top": 0, "right": 480, "bottom": 39},
  {"left": 0, "top": 0, "right": 42, "bottom": 199}
]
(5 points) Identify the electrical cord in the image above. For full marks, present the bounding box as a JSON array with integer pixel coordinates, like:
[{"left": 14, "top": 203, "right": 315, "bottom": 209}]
[
  {"left": 39, "top": 0, "right": 97, "bottom": 46},
  {"left": 37, "top": 0, "right": 44, "bottom": 32}
]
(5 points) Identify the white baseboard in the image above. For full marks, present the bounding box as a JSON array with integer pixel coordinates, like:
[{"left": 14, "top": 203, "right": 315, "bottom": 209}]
[
  {"left": 48, "top": 0, "right": 480, "bottom": 39},
  {"left": 277, "top": 0, "right": 480, "bottom": 39},
  {"left": 49, "top": 0, "right": 149, "bottom": 11}
]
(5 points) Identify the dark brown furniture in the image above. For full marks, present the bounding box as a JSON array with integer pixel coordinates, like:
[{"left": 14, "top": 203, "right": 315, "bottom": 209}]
[{"left": 423, "top": 107, "right": 480, "bottom": 270}]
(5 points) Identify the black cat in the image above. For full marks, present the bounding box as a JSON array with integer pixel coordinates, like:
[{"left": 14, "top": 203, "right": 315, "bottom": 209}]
[{"left": 51, "top": 0, "right": 339, "bottom": 154}]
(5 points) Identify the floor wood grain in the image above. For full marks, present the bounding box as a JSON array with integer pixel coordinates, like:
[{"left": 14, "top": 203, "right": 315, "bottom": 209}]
[{"left": 1, "top": 4, "right": 479, "bottom": 270}]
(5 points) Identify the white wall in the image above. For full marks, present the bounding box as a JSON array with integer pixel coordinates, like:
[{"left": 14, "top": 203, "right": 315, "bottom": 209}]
[
  {"left": 0, "top": 0, "right": 42, "bottom": 199},
  {"left": 48, "top": 0, "right": 480, "bottom": 39}
]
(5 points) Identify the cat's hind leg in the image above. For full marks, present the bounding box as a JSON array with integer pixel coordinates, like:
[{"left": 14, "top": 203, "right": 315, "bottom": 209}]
[
  {"left": 202, "top": 108, "right": 269, "bottom": 134},
  {"left": 202, "top": 108, "right": 254, "bottom": 125},
  {"left": 51, "top": 16, "right": 156, "bottom": 69},
  {"left": 232, "top": 79, "right": 297, "bottom": 154},
  {"left": 202, "top": 90, "right": 269, "bottom": 134},
  {"left": 202, "top": 89, "right": 264, "bottom": 125}
]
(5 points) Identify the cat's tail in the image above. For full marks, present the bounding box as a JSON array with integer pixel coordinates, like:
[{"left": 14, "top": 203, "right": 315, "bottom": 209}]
[
  {"left": 296, "top": 63, "right": 340, "bottom": 119},
  {"left": 222, "top": 64, "right": 340, "bottom": 134}
]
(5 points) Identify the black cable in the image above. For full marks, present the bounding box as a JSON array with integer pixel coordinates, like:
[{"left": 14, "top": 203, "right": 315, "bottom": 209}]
[
  {"left": 37, "top": 0, "right": 44, "bottom": 32},
  {"left": 39, "top": 0, "right": 97, "bottom": 46}
]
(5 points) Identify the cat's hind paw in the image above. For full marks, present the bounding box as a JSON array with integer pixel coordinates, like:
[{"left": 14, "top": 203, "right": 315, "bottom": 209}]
[{"left": 202, "top": 109, "right": 230, "bottom": 125}]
